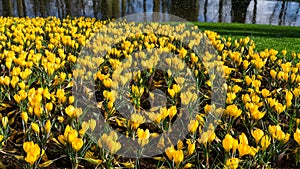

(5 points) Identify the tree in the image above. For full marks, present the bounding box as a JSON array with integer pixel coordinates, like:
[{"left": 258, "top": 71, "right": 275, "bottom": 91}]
[
  {"left": 170, "top": 0, "right": 198, "bottom": 21},
  {"left": 2, "top": 0, "right": 13, "bottom": 16},
  {"left": 231, "top": 0, "right": 251, "bottom": 23}
]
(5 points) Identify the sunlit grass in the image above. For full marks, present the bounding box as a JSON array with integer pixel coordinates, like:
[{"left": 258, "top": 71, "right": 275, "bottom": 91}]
[{"left": 195, "top": 22, "right": 300, "bottom": 52}]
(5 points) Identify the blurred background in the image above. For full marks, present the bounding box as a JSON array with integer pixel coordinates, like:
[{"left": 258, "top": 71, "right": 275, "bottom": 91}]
[{"left": 1, "top": 0, "right": 300, "bottom": 26}]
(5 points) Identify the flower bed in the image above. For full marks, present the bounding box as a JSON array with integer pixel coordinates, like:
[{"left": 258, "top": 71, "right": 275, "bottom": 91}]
[{"left": 0, "top": 16, "right": 300, "bottom": 168}]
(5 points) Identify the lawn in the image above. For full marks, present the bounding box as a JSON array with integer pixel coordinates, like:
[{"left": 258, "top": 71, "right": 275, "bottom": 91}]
[{"left": 195, "top": 22, "right": 300, "bottom": 52}]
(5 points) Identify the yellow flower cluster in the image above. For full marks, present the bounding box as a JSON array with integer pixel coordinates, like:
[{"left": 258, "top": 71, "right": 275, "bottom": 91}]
[
  {"left": 58, "top": 125, "right": 84, "bottom": 152},
  {"left": 23, "top": 141, "right": 41, "bottom": 165},
  {"left": 98, "top": 131, "right": 121, "bottom": 154},
  {"left": 1, "top": 16, "right": 300, "bottom": 168}
]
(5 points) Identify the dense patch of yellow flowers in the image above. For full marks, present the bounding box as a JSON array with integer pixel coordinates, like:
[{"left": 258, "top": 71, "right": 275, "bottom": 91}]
[{"left": 0, "top": 16, "right": 300, "bottom": 168}]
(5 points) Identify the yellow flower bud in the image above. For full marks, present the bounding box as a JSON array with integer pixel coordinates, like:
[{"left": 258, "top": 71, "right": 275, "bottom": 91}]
[
  {"left": 0, "top": 135, "right": 4, "bottom": 143},
  {"left": 45, "top": 120, "right": 51, "bottom": 133},
  {"left": 294, "top": 128, "right": 300, "bottom": 146},
  {"left": 69, "top": 96, "right": 75, "bottom": 104},
  {"left": 89, "top": 119, "right": 96, "bottom": 132},
  {"left": 57, "top": 116, "right": 64, "bottom": 123},
  {"left": 31, "top": 122, "right": 40, "bottom": 134},
  {"left": 186, "top": 140, "right": 195, "bottom": 156},
  {"left": 34, "top": 105, "right": 42, "bottom": 117},
  {"left": 45, "top": 102, "right": 53, "bottom": 112},
  {"left": 187, "top": 119, "right": 199, "bottom": 134},
  {"left": 58, "top": 135, "right": 66, "bottom": 145},
  {"left": 222, "top": 134, "right": 234, "bottom": 152},
  {"left": 21, "top": 111, "right": 28, "bottom": 124},
  {"left": 177, "top": 140, "right": 183, "bottom": 150},
  {"left": 2, "top": 116, "right": 8, "bottom": 129},
  {"left": 168, "top": 88, "right": 175, "bottom": 99}
]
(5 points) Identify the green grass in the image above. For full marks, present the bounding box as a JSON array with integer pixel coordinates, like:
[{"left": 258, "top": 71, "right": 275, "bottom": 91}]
[{"left": 194, "top": 22, "right": 300, "bottom": 52}]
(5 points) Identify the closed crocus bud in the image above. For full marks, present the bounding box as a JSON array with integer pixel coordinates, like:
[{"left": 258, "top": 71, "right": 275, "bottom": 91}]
[
  {"left": 294, "top": 128, "right": 300, "bottom": 146},
  {"left": 222, "top": 134, "right": 234, "bottom": 152},
  {"left": 45, "top": 102, "right": 53, "bottom": 112},
  {"left": 239, "top": 133, "right": 248, "bottom": 145},
  {"left": 65, "top": 105, "right": 75, "bottom": 118},
  {"left": 137, "top": 128, "right": 150, "bottom": 147},
  {"left": 177, "top": 140, "right": 183, "bottom": 150},
  {"left": 14, "top": 94, "right": 21, "bottom": 103},
  {"left": 168, "top": 106, "right": 177, "bottom": 120},
  {"left": 2, "top": 116, "right": 8, "bottom": 129},
  {"left": 3, "top": 76, "right": 10, "bottom": 86},
  {"left": 45, "top": 120, "right": 51, "bottom": 133},
  {"left": 23, "top": 141, "right": 34, "bottom": 153},
  {"left": 31, "top": 122, "right": 40, "bottom": 134},
  {"left": 21, "top": 111, "right": 28, "bottom": 124},
  {"left": 89, "top": 119, "right": 96, "bottom": 132},
  {"left": 69, "top": 96, "right": 75, "bottom": 104},
  {"left": 168, "top": 88, "right": 175, "bottom": 99},
  {"left": 34, "top": 105, "right": 42, "bottom": 117},
  {"left": 81, "top": 121, "right": 89, "bottom": 133},
  {"left": 57, "top": 116, "right": 64, "bottom": 123},
  {"left": 0, "top": 135, "right": 4, "bottom": 143},
  {"left": 228, "top": 137, "right": 236, "bottom": 151},
  {"left": 186, "top": 140, "right": 195, "bottom": 156},
  {"left": 187, "top": 119, "right": 199, "bottom": 134},
  {"left": 66, "top": 130, "right": 77, "bottom": 144}
]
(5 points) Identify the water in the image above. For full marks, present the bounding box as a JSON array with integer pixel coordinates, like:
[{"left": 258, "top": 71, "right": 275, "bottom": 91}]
[{"left": 1, "top": 0, "right": 300, "bottom": 26}]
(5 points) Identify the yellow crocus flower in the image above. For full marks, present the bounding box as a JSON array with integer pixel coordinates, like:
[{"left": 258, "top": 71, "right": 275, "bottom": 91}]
[
  {"left": 238, "top": 143, "right": 251, "bottom": 157},
  {"left": 251, "top": 129, "right": 264, "bottom": 144},
  {"left": 65, "top": 105, "right": 76, "bottom": 118},
  {"left": 260, "top": 135, "right": 271, "bottom": 150},
  {"left": 137, "top": 128, "right": 150, "bottom": 147},
  {"left": 31, "top": 122, "right": 40, "bottom": 134},
  {"left": 294, "top": 128, "right": 300, "bottom": 146},
  {"left": 72, "top": 138, "right": 84, "bottom": 152},
  {"left": 23, "top": 141, "right": 41, "bottom": 165},
  {"left": 187, "top": 119, "right": 199, "bottom": 134},
  {"left": 222, "top": 134, "right": 234, "bottom": 152},
  {"left": 168, "top": 106, "right": 177, "bottom": 120},
  {"left": 186, "top": 139, "right": 195, "bottom": 156},
  {"left": 173, "top": 149, "right": 184, "bottom": 166},
  {"left": 45, "top": 120, "right": 51, "bottom": 133},
  {"left": 21, "top": 111, "right": 28, "bottom": 124},
  {"left": 168, "top": 88, "right": 175, "bottom": 99},
  {"left": 225, "top": 157, "right": 239, "bottom": 169},
  {"left": 130, "top": 113, "right": 145, "bottom": 129}
]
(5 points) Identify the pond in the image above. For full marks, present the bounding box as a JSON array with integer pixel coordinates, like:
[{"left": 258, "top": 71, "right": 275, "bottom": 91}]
[{"left": 1, "top": 0, "right": 300, "bottom": 26}]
